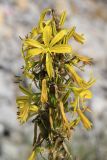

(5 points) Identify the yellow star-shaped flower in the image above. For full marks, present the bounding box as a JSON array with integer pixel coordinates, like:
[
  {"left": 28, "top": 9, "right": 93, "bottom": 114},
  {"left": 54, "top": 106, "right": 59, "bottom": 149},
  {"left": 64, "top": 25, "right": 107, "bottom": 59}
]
[{"left": 23, "top": 25, "right": 72, "bottom": 78}]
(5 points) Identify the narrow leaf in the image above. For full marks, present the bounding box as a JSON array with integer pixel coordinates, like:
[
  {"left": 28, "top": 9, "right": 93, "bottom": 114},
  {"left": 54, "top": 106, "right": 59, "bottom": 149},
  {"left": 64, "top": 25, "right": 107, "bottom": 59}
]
[
  {"left": 24, "top": 71, "right": 34, "bottom": 79},
  {"left": 62, "top": 90, "right": 71, "bottom": 104},
  {"left": 19, "top": 85, "right": 32, "bottom": 96},
  {"left": 63, "top": 140, "right": 73, "bottom": 160},
  {"left": 49, "top": 108, "right": 54, "bottom": 129},
  {"left": 33, "top": 122, "right": 37, "bottom": 146}
]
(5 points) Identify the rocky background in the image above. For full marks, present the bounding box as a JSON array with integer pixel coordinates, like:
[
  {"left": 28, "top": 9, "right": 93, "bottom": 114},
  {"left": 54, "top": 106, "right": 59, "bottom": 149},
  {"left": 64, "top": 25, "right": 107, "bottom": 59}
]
[{"left": 0, "top": 0, "right": 107, "bottom": 159}]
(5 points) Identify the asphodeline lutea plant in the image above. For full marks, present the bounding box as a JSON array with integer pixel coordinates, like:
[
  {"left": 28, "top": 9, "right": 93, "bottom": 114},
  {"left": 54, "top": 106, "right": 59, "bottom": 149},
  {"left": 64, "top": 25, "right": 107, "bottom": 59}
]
[{"left": 16, "top": 8, "right": 95, "bottom": 160}]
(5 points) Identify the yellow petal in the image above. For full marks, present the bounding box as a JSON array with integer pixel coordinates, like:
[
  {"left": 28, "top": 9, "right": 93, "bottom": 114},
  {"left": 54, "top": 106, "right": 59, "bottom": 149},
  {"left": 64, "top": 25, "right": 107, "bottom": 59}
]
[
  {"left": 43, "top": 25, "right": 52, "bottom": 45},
  {"left": 16, "top": 96, "right": 29, "bottom": 103},
  {"left": 59, "top": 101, "right": 71, "bottom": 136},
  {"left": 71, "top": 87, "right": 92, "bottom": 99},
  {"left": 85, "top": 78, "right": 96, "bottom": 89},
  {"left": 30, "top": 105, "right": 39, "bottom": 112},
  {"left": 59, "top": 101, "right": 68, "bottom": 125},
  {"left": 70, "top": 118, "right": 80, "bottom": 128},
  {"left": 38, "top": 8, "right": 51, "bottom": 32},
  {"left": 21, "top": 104, "right": 29, "bottom": 123},
  {"left": 65, "top": 64, "right": 84, "bottom": 87},
  {"left": 66, "top": 26, "right": 76, "bottom": 41},
  {"left": 45, "top": 19, "right": 52, "bottom": 26},
  {"left": 16, "top": 95, "right": 31, "bottom": 124},
  {"left": 66, "top": 64, "right": 95, "bottom": 88},
  {"left": 73, "top": 32, "right": 85, "bottom": 44},
  {"left": 50, "top": 44, "right": 72, "bottom": 53},
  {"left": 52, "top": 21, "right": 57, "bottom": 36},
  {"left": 77, "top": 109, "right": 92, "bottom": 129},
  {"left": 75, "top": 53, "right": 93, "bottom": 65},
  {"left": 46, "top": 53, "right": 54, "bottom": 78},
  {"left": 70, "top": 98, "right": 78, "bottom": 110},
  {"left": 17, "top": 102, "right": 29, "bottom": 124},
  {"left": 27, "top": 48, "right": 43, "bottom": 58},
  {"left": 30, "top": 27, "right": 38, "bottom": 38},
  {"left": 41, "top": 79, "right": 48, "bottom": 103},
  {"left": 50, "top": 30, "right": 67, "bottom": 47},
  {"left": 28, "top": 151, "right": 36, "bottom": 160},
  {"left": 59, "top": 11, "right": 66, "bottom": 26},
  {"left": 80, "top": 90, "right": 92, "bottom": 99},
  {"left": 24, "top": 39, "right": 43, "bottom": 48}
]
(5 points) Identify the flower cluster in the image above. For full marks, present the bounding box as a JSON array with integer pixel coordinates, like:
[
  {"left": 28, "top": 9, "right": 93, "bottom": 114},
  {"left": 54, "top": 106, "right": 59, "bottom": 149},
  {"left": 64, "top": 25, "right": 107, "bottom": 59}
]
[{"left": 16, "top": 8, "right": 95, "bottom": 160}]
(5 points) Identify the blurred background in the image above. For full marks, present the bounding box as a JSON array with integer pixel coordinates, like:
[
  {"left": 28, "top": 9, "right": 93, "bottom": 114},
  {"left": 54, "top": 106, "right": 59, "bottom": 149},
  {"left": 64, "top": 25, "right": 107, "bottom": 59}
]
[{"left": 0, "top": 0, "right": 107, "bottom": 159}]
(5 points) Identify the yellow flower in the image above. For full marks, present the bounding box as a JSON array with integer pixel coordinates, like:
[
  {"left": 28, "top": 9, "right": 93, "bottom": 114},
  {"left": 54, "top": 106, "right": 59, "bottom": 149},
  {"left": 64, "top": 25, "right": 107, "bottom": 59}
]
[
  {"left": 24, "top": 25, "right": 72, "bottom": 78},
  {"left": 74, "top": 53, "right": 93, "bottom": 65},
  {"left": 73, "top": 32, "right": 85, "bottom": 44},
  {"left": 16, "top": 96, "right": 38, "bottom": 124},
  {"left": 25, "top": 26, "right": 72, "bottom": 57},
  {"left": 41, "top": 79, "right": 48, "bottom": 103},
  {"left": 59, "top": 101, "right": 70, "bottom": 135},
  {"left": 76, "top": 109, "right": 92, "bottom": 129},
  {"left": 59, "top": 101, "right": 68, "bottom": 124},
  {"left": 72, "top": 87, "right": 92, "bottom": 99},
  {"left": 65, "top": 64, "right": 95, "bottom": 88},
  {"left": 65, "top": 64, "right": 85, "bottom": 87},
  {"left": 71, "top": 87, "right": 92, "bottom": 113},
  {"left": 64, "top": 27, "right": 85, "bottom": 45},
  {"left": 79, "top": 89, "right": 92, "bottom": 99}
]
